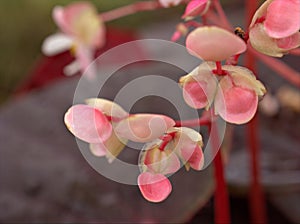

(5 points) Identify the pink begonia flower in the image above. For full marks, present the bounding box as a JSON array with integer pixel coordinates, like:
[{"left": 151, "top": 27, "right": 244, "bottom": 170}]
[
  {"left": 64, "top": 99, "right": 127, "bottom": 163},
  {"left": 249, "top": 0, "right": 300, "bottom": 57},
  {"left": 186, "top": 26, "right": 247, "bottom": 61},
  {"left": 65, "top": 98, "right": 176, "bottom": 162},
  {"left": 182, "top": 0, "right": 211, "bottom": 19},
  {"left": 42, "top": 2, "right": 106, "bottom": 77},
  {"left": 138, "top": 127, "right": 204, "bottom": 202},
  {"left": 158, "top": 0, "right": 185, "bottom": 8},
  {"left": 180, "top": 63, "right": 266, "bottom": 124}
]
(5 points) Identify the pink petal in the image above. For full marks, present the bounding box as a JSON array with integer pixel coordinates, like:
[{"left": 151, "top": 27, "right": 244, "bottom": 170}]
[
  {"left": 115, "top": 114, "right": 175, "bottom": 143},
  {"left": 265, "top": 0, "right": 300, "bottom": 38},
  {"left": 64, "top": 104, "right": 112, "bottom": 143},
  {"left": 171, "top": 127, "right": 204, "bottom": 170},
  {"left": 222, "top": 65, "right": 266, "bottom": 96},
  {"left": 171, "top": 31, "right": 182, "bottom": 42},
  {"left": 75, "top": 45, "right": 96, "bottom": 79},
  {"left": 53, "top": 2, "right": 105, "bottom": 48},
  {"left": 42, "top": 33, "right": 73, "bottom": 56},
  {"left": 182, "top": 0, "right": 210, "bottom": 19},
  {"left": 52, "top": 3, "right": 92, "bottom": 35},
  {"left": 180, "top": 64, "right": 217, "bottom": 109},
  {"left": 89, "top": 143, "right": 107, "bottom": 157},
  {"left": 186, "top": 26, "right": 247, "bottom": 61},
  {"left": 85, "top": 98, "right": 128, "bottom": 121},
  {"left": 215, "top": 76, "right": 258, "bottom": 124},
  {"left": 90, "top": 131, "right": 126, "bottom": 163},
  {"left": 64, "top": 61, "right": 80, "bottom": 76},
  {"left": 183, "top": 81, "right": 210, "bottom": 108},
  {"left": 142, "top": 145, "right": 180, "bottom": 175},
  {"left": 249, "top": 23, "right": 285, "bottom": 57},
  {"left": 159, "top": 0, "right": 183, "bottom": 8},
  {"left": 138, "top": 172, "right": 172, "bottom": 203},
  {"left": 276, "top": 32, "right": 300, "bottom": 50},
  {"left": 171, "top": 23, "right": 188, "bottom": 42},
  {"left": 181, "top": 144, "right": 204, "bottom": 170},
  {"left": 250, "top": 0, "right": 272, "bottom": 28}
]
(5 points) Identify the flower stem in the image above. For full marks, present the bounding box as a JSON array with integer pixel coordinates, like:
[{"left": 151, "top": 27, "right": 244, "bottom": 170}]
[
  {"left": 213, "top": 61, "right": 227, "bottom": 76},
  {"left": 174, "top": 118, "right": 211, "bottom": 127},
  {"left": 212, "top": 0, "right": 233, "bottom": 31},
  {"left": 100, "top": 1, "right": 161, "bottom": 22},
  {"left": 159, "top": 132, "right": 175, "bottom": 151},
  {"left": 175, "top": 111, "right": 212, "bottom": 127},
  {"left": 247, "top": 114, "right": 267, "bottom": 224},
  {"left": 209, "top": 119, "right": 231, "bottom": 224},
  {"left": 245, "top": 0, "right": 267, "bottom": 222}
]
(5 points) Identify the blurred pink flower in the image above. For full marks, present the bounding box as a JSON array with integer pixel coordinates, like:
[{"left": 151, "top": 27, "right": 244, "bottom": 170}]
[
  {"left": 158, "top": 0, "right": 185, "bottom": 8},
  {"left": 249, "top": 0, "right": 300, "bottom": 57},
  {"left": 182, "top": 0, "right": 211, "bottom": 19},
  {"left": 42, "top": 2, "right": 106, "bottom": 77},
  {"left": 180, "top": 63, "right": 266, "bottom": 124},
  {"left": 64, "top": 98, "right": 175, "bottom": 162},
  {"left": 138, "top": 127, "right": 204, "bottom": 202},
  {"left": 171, "top": 23, "right": 188, "bottom": 42}
]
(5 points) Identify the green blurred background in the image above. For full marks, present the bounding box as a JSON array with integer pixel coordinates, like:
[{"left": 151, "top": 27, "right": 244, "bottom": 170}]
[{"left": 0, "top": 0, "right": 184, "bottom": 103}]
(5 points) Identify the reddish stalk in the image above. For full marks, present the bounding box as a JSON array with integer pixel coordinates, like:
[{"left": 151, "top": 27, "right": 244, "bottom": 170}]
[
  {"left": 209, "top": 118, "right": 231, "bottom": 224},
  {"left": 174, "top": 117, "right": 211, "bottom": 127},
  {"left": 212, "top": 0, "right": 233, "bottom": 31},
  {"left": 206, "top": 10, "right": 231, "bottom": 30},
  {"left": 100, "top": 1, "right": 161, "bottom": 22},
  {"left": 213, "top": 61, "right": 228, "bottom": 76},
  {"left": 250, "top": 47, "right": 300, "bottom": 88},
  {"left": 159, "top": 132, "right": 175, "bottom": 151},
  {"left": 175, "top": 110, "right": 212, "bottom": 127},
  {"left": 245, "top": 0, "right": 267, "bottom": 223}
]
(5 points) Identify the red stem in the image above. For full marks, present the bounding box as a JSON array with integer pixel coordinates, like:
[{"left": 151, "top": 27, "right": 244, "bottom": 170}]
[
  {"left": 210, "top": 119, "right": 231, "bottom": 224},
  {"left": 159, "top": 132, "right": 175, "bottom": 151},
  {"left": 174, "top": 117, "right": 211, "bottom": 127},
  {"left": 212, "top": 0, "right": 233, "bottom": 31},
  {"left": 245, "top": 0, "right": 267, "bottom": 223},
  {"left": 100, "top": 1, "right": 161, "bottom": 22},
  {"left": 213, "top": 61, "right": 228, "bottom": 76},
  {"left": 175, "top": 110, "right": 212, "bottom": 127}
]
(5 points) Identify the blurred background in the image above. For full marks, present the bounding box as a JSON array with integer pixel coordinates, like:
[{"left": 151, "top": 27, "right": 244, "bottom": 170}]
[{"left": 0, "top": 0, "right": 299, "bottom": 223}]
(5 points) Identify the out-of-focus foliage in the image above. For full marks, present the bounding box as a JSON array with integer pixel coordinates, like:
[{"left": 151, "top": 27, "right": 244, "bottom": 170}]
[{"left": 0, "top": 0, "right": 182, "bottom": 103}]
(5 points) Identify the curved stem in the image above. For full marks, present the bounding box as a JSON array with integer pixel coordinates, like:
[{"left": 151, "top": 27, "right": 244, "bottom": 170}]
[
  {"left": 100, "top": 1, "right": 161, "bottom": 22},
  {"left": 209, "top": 119, "right": 231, "bottom": 224}
]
